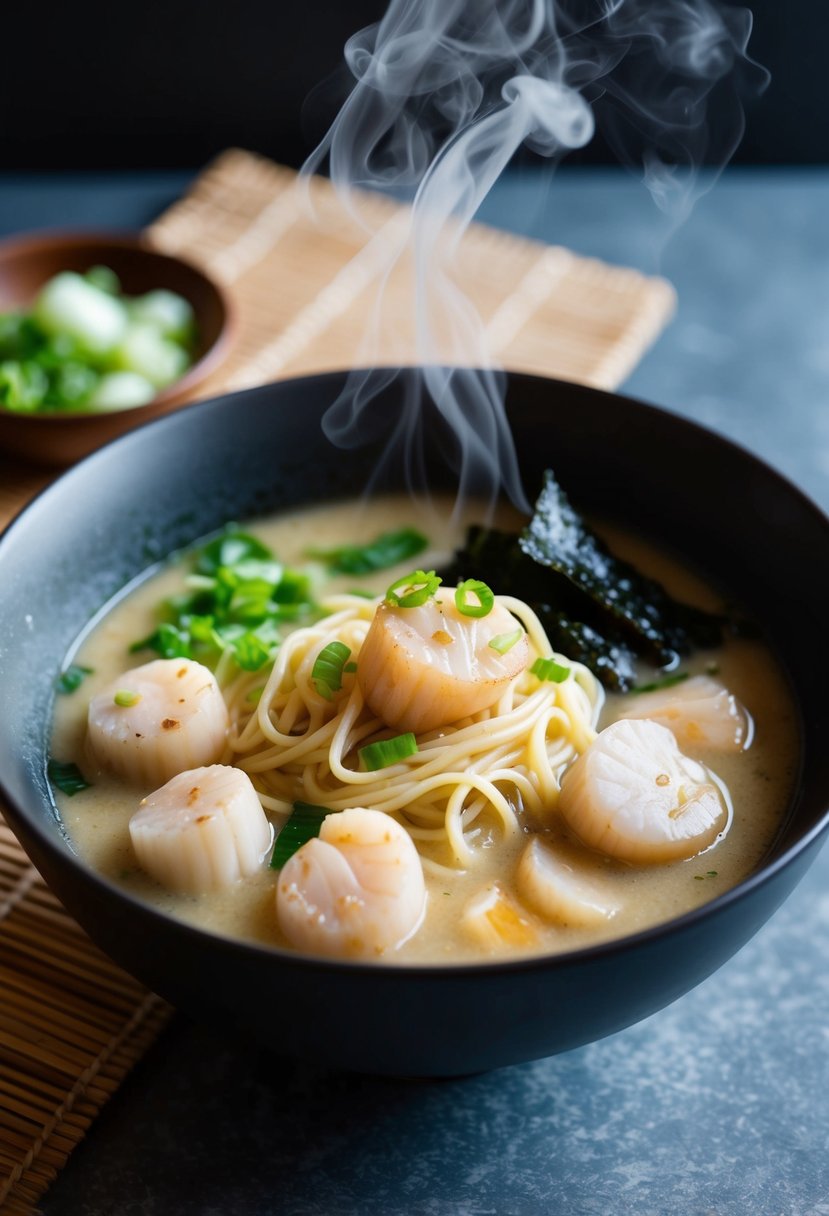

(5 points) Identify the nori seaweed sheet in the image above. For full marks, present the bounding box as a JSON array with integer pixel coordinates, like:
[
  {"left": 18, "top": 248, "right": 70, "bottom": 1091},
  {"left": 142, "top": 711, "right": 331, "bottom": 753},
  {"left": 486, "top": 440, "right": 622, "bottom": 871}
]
[{"left": 440, "top": 470, "right": 724, "bottom": 693}]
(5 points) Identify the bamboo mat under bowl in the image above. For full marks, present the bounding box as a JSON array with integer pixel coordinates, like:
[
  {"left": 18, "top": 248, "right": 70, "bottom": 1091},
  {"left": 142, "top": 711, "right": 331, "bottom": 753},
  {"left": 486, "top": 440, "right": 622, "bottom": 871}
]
[{"left": 0, "top": 148, "right": 675, "bottom": 1214}]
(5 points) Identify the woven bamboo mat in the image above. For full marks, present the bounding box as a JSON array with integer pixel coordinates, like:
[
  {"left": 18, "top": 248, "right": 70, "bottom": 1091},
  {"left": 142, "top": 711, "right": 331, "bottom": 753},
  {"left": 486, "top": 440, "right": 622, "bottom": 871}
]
[{"left": 0, "top": 148, "right": 675, "bottom": 1214}]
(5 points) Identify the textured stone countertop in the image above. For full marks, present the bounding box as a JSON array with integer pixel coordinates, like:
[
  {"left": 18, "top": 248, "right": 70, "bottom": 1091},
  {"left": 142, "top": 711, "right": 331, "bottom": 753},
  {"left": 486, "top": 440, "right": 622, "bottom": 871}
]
[{"left": 3, "top": 166, "right": 827, "bottom": 1215}]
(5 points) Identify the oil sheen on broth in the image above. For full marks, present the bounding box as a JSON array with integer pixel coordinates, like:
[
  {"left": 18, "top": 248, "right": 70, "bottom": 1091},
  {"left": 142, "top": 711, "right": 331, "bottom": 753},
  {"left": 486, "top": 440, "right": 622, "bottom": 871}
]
[{"left": 51, "top": 497, "right": 799, "bottom": 964}]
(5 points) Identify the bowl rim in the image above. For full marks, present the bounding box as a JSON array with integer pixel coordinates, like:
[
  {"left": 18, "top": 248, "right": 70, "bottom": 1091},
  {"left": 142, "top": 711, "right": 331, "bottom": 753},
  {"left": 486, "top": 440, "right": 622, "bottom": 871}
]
[
  {"left": 0, "top": 227, "right": 235, "bottom": 424},
  {"left": 1, "top": 367, "right": 828, "bottom": 977}
]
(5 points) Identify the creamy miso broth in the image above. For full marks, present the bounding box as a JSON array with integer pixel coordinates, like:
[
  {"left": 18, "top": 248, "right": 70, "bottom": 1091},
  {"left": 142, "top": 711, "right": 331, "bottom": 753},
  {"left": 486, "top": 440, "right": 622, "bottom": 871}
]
[{"left": 51, "top": 495, "right": 799, "bottom": 964}]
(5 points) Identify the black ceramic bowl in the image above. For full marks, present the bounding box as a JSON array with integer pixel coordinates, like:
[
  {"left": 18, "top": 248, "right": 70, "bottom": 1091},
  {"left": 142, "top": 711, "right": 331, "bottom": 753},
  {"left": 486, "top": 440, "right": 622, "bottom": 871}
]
[{"left": 1, "top": 370, "right": 828, "bottom": 1077}]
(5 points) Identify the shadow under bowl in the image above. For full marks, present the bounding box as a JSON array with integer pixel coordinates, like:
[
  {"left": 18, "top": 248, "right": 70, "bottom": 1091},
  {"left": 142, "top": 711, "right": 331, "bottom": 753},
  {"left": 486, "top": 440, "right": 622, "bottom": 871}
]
[
  {"left": 0, "top": 230, "right": 234, "bottom": 466},
  {"left": 0, "top": 369, "right": 827, "bottom": 1077}
]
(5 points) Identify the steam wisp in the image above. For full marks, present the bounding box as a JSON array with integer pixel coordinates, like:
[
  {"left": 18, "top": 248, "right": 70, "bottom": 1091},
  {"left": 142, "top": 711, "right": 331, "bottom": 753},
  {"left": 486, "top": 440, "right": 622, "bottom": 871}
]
[{"left": 303, "top": 0, "right": 767, "bottom": 514}]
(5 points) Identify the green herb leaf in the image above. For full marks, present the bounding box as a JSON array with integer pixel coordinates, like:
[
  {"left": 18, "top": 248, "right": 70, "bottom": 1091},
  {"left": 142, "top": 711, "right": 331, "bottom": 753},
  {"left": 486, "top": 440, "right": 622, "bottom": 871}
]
[
  {"left": 308, "top": 527, "right": 428, "bottom": 575},
  {"left": 454, "top": 579, "right": 495, "bottom": 618},
  {"left": 129, "top": 526, "right": 319, "bottom": 678},
  {"left": 130, "top": 622, "right": 192, "bottom": 660},
  {"left": 48, "top": 758, "right": 91, "bottom": 796},
  {"left": 530, "top": 656, "right": 571, "bottom": 682},
  {"left": 311, "top": 641, "right": 352, "bottom": 700},
  {"left": 195, "top": 528, "right": 273, "bottom": 577},
  {"left": 56, "top": 664, "right": 93, "bottom": 694},
  {"left": 385, "top": 570, "right": 441, "bottom": 608},
  {"left": 228, "top": 630, "right": 275, "bottom": 672},
  {"left": 359, "top": 732, "right": 418, "bottom": 771},
  {"left": 631, "top": 672, "right": 690, "bottom": 695},
  {"left": 270, "top": 801, "right": 329, "bottom": 869}
]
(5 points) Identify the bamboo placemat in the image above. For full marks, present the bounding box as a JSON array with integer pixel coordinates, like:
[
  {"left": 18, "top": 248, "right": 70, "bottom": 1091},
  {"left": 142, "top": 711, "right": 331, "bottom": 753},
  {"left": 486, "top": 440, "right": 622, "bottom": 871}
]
[{"left": 0, "top": 148, "right": 675, "bottom": 1213}]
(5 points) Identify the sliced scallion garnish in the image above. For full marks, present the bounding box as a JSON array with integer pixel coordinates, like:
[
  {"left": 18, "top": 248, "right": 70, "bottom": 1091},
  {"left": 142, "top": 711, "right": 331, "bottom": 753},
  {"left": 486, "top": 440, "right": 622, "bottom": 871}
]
[
  {"left": 48, "top": 758, "right": 91, "bottom": 796},
  {"left": 454, "top": 579, "right": 494, "bottom": 618},
  {"left": 113, "top": 689, "right": 142, "bottom": 707},
  {"left": 359, "top": 732, "right": 419, "bottom": 771},
  {"left": 488, "top": 627, "right": 524, "bottom": 655},
  {"left": 311, "top": 641, "right": 352, "bottom": 700},
  {"left": 269, "top": 801, "right": 329, "bottom": 869},
  {"left": 530, "top": 656, "right": 570, "bottom": 683},
  {"left": 384, "top": 569, "right": 441, "bottom": 608}
]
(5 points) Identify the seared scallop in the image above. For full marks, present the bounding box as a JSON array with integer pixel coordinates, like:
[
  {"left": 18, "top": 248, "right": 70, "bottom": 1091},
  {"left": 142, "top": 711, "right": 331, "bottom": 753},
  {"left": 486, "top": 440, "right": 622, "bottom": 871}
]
[
  {"left": 357, "top": 587, "right": 529, "bottom": 733},
  {"left": 559, "top": 718, "right": 729, "bottom": 864},
  {"left": 87, "top": 658, "right": 228, "bottom": 786},
  {"left": 130, "top": 764, "right": 272, "bottom": 894},
  {"left": 516, "top": 837, "right": 620, "bottom": 926},
  {"left": 276, "top": 808, "right": 426, "bottom": 958},
  {"left": 618, "top": 674, "right": 750, "bottom": 751}
]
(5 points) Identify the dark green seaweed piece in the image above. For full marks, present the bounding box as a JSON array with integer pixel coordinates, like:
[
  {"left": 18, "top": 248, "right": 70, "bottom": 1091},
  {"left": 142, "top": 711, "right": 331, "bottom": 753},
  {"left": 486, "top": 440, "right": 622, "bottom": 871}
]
[
  {"left": 441, "top": 532, "right": 640, "bottom": 690},
  {"left": 538, "top": 611, "right": 640, "bottom": 693},
  {"left": 519, "top": 471, "right": 723, "bottom": 665},
  {"left": 440, "top": 470, "right": 725, "bottom": 691}
]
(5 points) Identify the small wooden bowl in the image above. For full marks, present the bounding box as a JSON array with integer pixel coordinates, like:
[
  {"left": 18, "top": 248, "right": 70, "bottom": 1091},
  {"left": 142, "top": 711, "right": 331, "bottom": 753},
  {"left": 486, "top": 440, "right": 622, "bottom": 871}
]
[{"left": 0, "top": 231, "right": 234, "bottom": 466}]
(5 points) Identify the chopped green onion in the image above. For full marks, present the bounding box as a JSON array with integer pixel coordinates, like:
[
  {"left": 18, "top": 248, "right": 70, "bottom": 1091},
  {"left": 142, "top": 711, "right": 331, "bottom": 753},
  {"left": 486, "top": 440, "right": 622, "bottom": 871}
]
[
  {"left": 344, "top": 661, "right": 358, "bottom": 674},
  {"left": 85, "top": 265, "right": 121, "bottom": 295},
  {"left": 631, "top": 671, "right": 690, "bottom": 695},
  {"left": 488, "top": 627, "right": 524, "bottom": 655},
  {"left": 359, "top": 732, "right": 419, "bottom": 771},
  {"left": 56, "top": 664, "right": 92, "bottom": 694},
  {"left": 311, "top": 641, "right": 352, "bottom": 700},
  {"left": 269, "top": 801, "right": 329, "bottom": 869},
  {"left": 0, "top": 268, "right": 197, "bottom": 416},
  {"left": 308, "top": 527, "right": 429, "bottom": 575},
  {"left": 530, "top": 656, "right": 570, "bottom": 683},
  {"left": 385, "top": 570, "right": 441, "bottom": 608},
  {"left": 454, "top": 579, "right": 494, "bottom": 618},
  {"left": 114, "top": 689, "right": 141, "bottom": 707},
  {"left": 48, "top": 759, "right": 91, "bottom": 796}
]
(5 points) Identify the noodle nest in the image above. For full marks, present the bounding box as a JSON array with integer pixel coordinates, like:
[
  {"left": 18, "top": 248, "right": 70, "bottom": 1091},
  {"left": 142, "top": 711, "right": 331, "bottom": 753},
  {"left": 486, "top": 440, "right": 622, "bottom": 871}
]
[{"left": 221, "top": 593, "right": 602, "bottom": 875}]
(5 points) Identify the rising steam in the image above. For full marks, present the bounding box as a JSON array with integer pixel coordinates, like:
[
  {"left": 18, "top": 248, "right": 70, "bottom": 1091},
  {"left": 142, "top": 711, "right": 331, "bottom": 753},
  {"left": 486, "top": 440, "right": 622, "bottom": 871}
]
[{"left": 303, "top": 0, "right": 767, "bottom": 514}]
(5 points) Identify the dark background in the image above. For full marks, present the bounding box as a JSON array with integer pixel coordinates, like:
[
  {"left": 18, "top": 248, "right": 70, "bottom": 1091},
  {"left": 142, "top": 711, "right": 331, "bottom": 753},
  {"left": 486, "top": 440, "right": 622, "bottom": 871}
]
[{"left": 1, "top": 0, "right": 823, "bottom": 172}]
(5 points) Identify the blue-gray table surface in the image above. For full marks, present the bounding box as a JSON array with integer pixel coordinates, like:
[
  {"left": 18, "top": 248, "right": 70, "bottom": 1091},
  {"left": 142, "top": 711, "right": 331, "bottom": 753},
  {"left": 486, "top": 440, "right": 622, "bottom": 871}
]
[{"left": 2, "top": 167, "right": 827, "bottom": 1216}]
